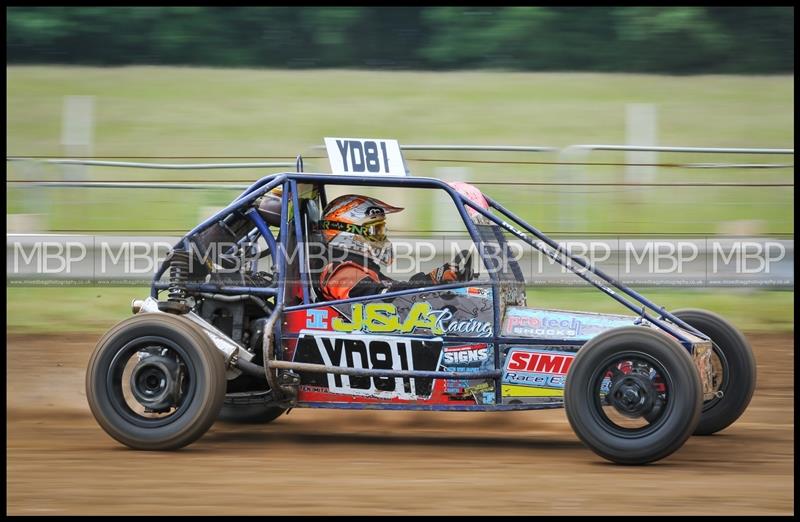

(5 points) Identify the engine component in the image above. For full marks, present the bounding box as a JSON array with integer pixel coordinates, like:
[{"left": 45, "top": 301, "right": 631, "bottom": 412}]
[{"left": 193, "top": 211, "right": 255, "bottom": 271}]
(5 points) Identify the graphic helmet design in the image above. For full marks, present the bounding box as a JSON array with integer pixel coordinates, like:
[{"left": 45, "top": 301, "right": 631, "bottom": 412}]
[{"left": 320, "top": 194, "right": 403, "bottom": 266}]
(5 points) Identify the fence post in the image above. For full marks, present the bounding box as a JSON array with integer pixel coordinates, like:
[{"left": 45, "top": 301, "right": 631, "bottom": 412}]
[
  {"left": 61, "top": 95, "right": 95, "bottom": 177},
  {"left": 625, "top": 104, "right": 658, "bottom": 183}
]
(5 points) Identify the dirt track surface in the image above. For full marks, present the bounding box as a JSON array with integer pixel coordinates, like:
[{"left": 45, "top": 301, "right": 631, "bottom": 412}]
[{"left": 6, "top": 332, "right": 794, "bottom": 515}]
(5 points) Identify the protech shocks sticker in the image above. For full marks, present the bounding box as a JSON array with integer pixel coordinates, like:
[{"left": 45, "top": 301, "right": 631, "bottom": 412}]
[{"left": 502, "top": 308, "right": 635, "bottom": 340}]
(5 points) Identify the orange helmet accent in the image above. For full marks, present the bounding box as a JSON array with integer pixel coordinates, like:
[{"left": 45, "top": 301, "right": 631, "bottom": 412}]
[{"left": 320, "top": 195, "right": 403, "bottom": 266}]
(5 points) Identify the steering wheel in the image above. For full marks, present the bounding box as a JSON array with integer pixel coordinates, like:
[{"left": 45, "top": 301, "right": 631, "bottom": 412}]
[{"left": 452, "top": 249, "right": 476, "bottom": 282}]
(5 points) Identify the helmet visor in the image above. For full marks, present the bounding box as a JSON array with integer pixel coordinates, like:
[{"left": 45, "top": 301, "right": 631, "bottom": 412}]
[
  {"left": 321, "top": 219, "right": 387, "bottom": 242},
  {"left": 363, "top": 221, "right": 386, "bottom": 242}
]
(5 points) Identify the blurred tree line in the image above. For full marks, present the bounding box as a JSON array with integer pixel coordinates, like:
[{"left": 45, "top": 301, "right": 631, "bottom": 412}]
[{"left": 6, "top": 6, "right": 794, "bottom": 73}]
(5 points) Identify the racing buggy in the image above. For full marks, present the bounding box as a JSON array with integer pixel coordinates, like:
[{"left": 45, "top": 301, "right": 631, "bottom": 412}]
[{"left": 86, "top": 138, "right": 756, "bottom": 464}]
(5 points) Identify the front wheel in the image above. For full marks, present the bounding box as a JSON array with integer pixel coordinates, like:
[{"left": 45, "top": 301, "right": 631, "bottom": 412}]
[
  {"left": 86, "top": 313, "right": 227, "bottom": 450},
  {"left": 672, "top": 309, "right": 756, "bottom": 435},
  {"left": 564, "top": 326, "right": 703, "bottom": 465}
]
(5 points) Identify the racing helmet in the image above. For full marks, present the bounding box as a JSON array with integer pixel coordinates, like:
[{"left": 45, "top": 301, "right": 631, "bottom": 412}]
[
  {"left": 448, "top": 181, "right": 491, "bottom": 225},
  {"left": 320, "top": 194, "right": 403, "bottom": 266}
]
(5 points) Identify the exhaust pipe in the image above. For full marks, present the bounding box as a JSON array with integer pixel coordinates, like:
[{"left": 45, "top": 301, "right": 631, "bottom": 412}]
[{"left": 236, "top": 357, "right": 268, "bottom": 380}]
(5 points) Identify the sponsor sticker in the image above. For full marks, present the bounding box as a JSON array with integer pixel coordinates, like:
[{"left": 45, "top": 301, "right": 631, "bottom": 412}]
[
  {"left": 333, "top": 302, "right": 493, "bottom": 337},
  {"left": 442, "top": 343, "right": 490, "bottom": 365},
  {"left": 502, "top": 308, "right": 634, "bottom": 340},
  {"left": 305, "top": 309, "right": 330, "bottom": 329},
  {"left": 439, "top": 343, "right": 494, "bottom": 404},
  {"left": 502, "top": 348, "right": 576, "bottom": 395},
  {"left": 293, "top": 331, "right": 443, "bottom": 400},
  {"left": 449, "top": 286, "right": 493, "bottom": 300}
]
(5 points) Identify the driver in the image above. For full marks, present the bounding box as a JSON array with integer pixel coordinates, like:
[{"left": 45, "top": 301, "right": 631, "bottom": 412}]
[{"left": 317, "top": 194, "right": 460, "bottom": 301}]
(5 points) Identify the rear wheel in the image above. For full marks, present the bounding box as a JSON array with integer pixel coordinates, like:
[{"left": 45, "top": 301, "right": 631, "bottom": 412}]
[
  {"left": 672, "top": 309, "right": 756, "bottom": 435},
  {"left": 564, "top": 326, "right": 702, "bottom": 465},
  {"left": 86, "top": 313, "right": 227, "bottom": 450}
]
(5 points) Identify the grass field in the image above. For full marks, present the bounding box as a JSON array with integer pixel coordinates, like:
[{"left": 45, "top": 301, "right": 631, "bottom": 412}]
[
  {"left": 6, "top": 67, "right": 794, "bottom": 234},
  {"left": 6, "top": 67, "right": 794, "bottom": 332},
  {"left": 7, "top": 67, "right": 794, "bottom": 156}
]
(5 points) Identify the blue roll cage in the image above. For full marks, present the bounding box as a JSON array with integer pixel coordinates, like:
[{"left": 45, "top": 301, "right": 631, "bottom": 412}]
[{"left": 150, "top": 172, "right": 708, "bottom": 409}]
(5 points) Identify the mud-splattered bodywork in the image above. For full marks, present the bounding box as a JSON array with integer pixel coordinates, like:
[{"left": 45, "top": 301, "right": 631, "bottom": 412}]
[
  {"left": 280, "top": 288, "right": 714, "bottom": 409},
  {"left": 145, "top": 171, "right": 715, "bottom": 412}
]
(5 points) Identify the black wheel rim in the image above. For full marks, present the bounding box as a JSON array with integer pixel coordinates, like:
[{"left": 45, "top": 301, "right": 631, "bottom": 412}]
[
  {"left": 586, "top": 350, "right": 674, "bottom": 438},
  {"left": 105, "top": 335, "right": 198, "bottom": 428}
]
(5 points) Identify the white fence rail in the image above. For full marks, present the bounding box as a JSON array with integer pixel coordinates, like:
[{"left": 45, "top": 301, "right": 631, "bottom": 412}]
[
  {"left": 5, "top": 145, "right": 794, "bottom": 287},
  {"left": 555, "top": 145, "right": 794, "bottom": 230},
  {"left": 6, "top": 158, "right": 295, "bottom": 170}
]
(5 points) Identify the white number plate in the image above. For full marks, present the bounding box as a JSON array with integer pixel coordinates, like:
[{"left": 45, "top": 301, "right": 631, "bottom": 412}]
[{"left": 324, "top": 137, "right": 408, "bottom": 176}]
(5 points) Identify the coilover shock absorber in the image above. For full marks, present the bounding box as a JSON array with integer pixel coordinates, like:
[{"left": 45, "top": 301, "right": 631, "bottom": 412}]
[
  {"left": 161, "top": 249, "right": 192, "bottom": 313},
  {"left": 167, "top": 249, "right": 191, "bottom": 302}
]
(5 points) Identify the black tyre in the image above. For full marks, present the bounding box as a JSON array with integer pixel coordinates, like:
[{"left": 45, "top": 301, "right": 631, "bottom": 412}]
[
  {"left": 672, "top": 309, "right": 756, "bottom": 436},
  {"left": 564, "top": 326, "right": 703, "bottom": 465},
  {"left": 86, "top": 313, "right": 227, "bottom": 450},
  {"left": 219, "top": 392, "right": 286, "bottom": 424}
]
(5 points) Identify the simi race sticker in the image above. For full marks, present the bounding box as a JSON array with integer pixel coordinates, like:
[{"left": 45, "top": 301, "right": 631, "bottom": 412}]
[{"left": 502, "top": 347, "right": 576, "bottom": 398}]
